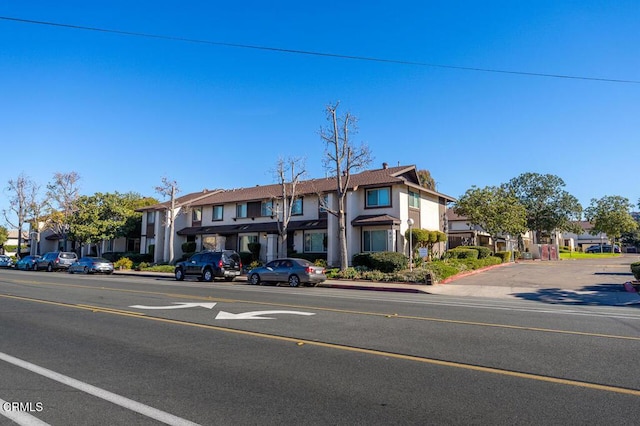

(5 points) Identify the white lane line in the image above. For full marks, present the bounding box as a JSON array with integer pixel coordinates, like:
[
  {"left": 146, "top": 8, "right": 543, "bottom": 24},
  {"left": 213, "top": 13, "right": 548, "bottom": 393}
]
[
  {"left": 0, "top": 397, "right": 49, "bottom": 426},
  {"left": 0, "top": 352, "right": 200, "bottom": 426}
]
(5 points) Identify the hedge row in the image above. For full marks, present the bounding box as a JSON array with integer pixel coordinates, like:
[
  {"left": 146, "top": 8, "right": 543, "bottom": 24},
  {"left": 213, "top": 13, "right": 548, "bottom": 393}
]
[
  {"left": 352, "top": 252, "right": 408, "bottom": 273},
  {"left": 631, "top": 262, "right": 640, "bottom": 280}
]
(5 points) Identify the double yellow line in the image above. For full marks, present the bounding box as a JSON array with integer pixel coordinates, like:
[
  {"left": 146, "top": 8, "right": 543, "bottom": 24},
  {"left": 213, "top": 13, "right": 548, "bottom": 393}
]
[{"left": 1, "top": 292, "right": 639, "bottom": 397}]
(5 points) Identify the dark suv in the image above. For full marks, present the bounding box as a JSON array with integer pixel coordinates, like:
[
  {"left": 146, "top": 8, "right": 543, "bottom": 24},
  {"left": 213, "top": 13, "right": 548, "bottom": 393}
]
[
  {"left": 174, "top": 250, "right": 242, "bottom": 282},
  {"left": 35, "top": 251, "right": 78, "bottom": 271}
]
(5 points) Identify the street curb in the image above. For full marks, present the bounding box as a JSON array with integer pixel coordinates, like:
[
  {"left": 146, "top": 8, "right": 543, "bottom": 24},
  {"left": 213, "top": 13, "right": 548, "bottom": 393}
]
[
  {"left": 439, "top": 262, "right": 513, "bottom": 284},
  {"left": 318, "top": 282, "right": 428, "bottom": 294}
]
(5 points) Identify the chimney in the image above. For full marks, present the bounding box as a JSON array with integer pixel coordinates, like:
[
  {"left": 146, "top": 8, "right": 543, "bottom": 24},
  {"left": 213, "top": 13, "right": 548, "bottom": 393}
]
[{"left": 382, "top": 162, "right": 388, "bottom": 169}]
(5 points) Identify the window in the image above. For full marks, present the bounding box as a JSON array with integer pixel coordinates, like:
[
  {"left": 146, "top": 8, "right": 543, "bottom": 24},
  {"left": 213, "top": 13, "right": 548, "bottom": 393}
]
[
  {"left": 304, "top": 231, "right": 327, "bottom": 253},
  {"left": 363, "top": 230, "right": 388, "bottom": 252},
  {"left": 319, "top": 194, "right": 329, "bottom": 213},
  {"left": 212, "top": 205, "right": 223, "bottom": 221},
  {"left": 238, "top": 234, "right": 258, "bottom": 252},
  {"left": 236, "top": 203, "right": 247, "bottom": 218},
  {"left": 291, "top": 198, "right": 302, "bottom": 215},
  {"left": 261, "top": 201, "right": 273, "bottom": 217},
  {"left": 409, "top": 190, "right": 420, "bottom": 208},
  {"left": 192, "top": 207, "right": 202, "bottom": 223},
  {"left": 366, "top": 188, "right": 391, "bottom": 208},
  {"left": 146, "top": 211, "right": 155, "bottom": 224}
]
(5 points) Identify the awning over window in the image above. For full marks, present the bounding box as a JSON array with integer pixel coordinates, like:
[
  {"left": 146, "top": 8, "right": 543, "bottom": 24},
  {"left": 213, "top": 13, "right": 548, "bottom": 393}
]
[
  {"left": 351, "top": 214, "right": 400, "bottom": 227},
  {"left": 177, "top": 219, "right": 327, "bottom": 236}
]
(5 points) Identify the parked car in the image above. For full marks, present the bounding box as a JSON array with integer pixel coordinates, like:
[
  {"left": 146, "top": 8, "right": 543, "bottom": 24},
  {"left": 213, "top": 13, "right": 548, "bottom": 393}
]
[
  {"left": 68, "top": 257, "right": 114, "bottom": 274},
  {"left": 0, "top": 255, "right": 14, "bottom": 268},
  {"left": 15, "top": 255, "right": 41, "bottom": 270},
  {"left": 35, "top": 251, "right": 78, "bottom": 271},
  {"left": 585, "top": 244, "right": 621, "bottom": 253},
  {"left": 247, "top": 258, "right": 327, "bottom": 287},
  {"left": 174, "top": 250, "right": 242, "bottom": 282}
]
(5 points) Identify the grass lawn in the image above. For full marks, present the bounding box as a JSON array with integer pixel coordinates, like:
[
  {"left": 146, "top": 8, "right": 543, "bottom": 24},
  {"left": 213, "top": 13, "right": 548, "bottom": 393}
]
[{"left": 559, "top": 252, "right": 620, "bottom": 260}]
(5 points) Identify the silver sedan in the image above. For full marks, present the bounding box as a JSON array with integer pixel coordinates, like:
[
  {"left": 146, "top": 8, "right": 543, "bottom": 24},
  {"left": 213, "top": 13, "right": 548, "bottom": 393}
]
[
  {"left": 247, "top": 258, "right": 326, "bottom": 287},
  {"left": 68, "top": 257, "right": 114, "bottom": 274}
]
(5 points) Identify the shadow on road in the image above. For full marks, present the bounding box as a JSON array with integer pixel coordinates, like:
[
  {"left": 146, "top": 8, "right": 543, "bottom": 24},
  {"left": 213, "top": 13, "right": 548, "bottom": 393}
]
[{"left": 512, "top": 284, "right": 640, "bottom": 306}]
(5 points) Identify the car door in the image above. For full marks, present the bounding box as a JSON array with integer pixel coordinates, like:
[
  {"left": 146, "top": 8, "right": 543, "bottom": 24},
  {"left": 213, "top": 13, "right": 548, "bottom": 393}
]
[
  {"left": 185, "top": 254, "right": 202, "bottom": 275},
  {"left": 261, "top": 260, "right": 280, "bottom": 282},
  {"left": 275, "top": 260, "right": 294, "bottom": 281}
]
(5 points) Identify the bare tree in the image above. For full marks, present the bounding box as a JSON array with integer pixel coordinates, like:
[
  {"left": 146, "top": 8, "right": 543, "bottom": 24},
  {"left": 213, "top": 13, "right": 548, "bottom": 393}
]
[
  {"left": 155, "top": 177, "right": 179, "bottom": 264},
  {"left": 46, "top": 171, "right": 81, "bottom": 249},
  {"left": 3, "top": 173, "right": 41, "bottom": 257},
  {"left": 273, "top": 157, "right": 307, "bottom": 257},
  {"left": 319, "top": 102, "right": 372, "bottom": 270}
]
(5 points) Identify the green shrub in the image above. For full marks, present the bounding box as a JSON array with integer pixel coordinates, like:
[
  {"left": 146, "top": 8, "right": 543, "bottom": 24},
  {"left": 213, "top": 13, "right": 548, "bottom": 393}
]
[
  {"left": 465, "top": 246, "right": 492, "bottom": 259},
  {"left": 181, "top": 241, "right": 196, "bottom": 253},
  {"left": 352, "top": 253, "right": 373, "bottom": 269},
  {"left": 631, "top": 262, "right": 640, "bottom": 280},
  {"left": 314, "top": 259, "right": 328, "bottom": 268},
  {"left": 239, "top": 252, "right": 253, "bottom": 267},
  {"left": 114, "top": 257, "right": 133, "bottom": 270},
  {"left": 369, "top": 252, "right": 408, "bottom": 273},
  {"left": 103, "top": 252, "right": 153, "bottom": 263},
  {"left": 494, "top": 251, "right": 512, "bottom": 263},
  {"left": 447, "top": 248, "right": 479, "bottom": 260},
  {"left": 136, "top": 262, "right": 150, "bottom": 270},
  {"left": 249, "top": 260, "right": 263, "bottom": 270}
]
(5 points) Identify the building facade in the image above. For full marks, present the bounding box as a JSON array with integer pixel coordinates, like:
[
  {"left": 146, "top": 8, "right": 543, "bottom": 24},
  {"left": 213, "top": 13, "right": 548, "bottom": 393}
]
[{"left": 138, "top": 164, "right": 456, "bottom": 266}]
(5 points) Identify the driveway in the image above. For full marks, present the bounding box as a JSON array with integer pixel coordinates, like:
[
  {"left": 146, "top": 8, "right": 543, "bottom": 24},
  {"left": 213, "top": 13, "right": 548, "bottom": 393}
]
[{"left": 428, "top": 254, "right": 640, "bottom": 306}]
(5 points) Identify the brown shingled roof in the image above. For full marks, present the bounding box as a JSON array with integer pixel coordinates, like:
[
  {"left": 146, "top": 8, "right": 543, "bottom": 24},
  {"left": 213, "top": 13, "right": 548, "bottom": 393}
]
[{"left": 140, "top": 165, "right": 455, "bottom": 210}]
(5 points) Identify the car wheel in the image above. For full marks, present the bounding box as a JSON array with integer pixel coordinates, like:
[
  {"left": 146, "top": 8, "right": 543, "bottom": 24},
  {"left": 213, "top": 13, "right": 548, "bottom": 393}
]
[
  {"left": 202, "top": 268, "right": 213, "bottom": 282},
  {"left": 288, "top": 275, "right": 301, "bottom": 287},
  {"left": 175, "top": 268, "right": 185, "bottom": 281},
  {"left": 47, "top": 264, "right": 53, "bottom": 272},
  {"left": 249, "top": 273, "right": 260, "bottom": 285},
  {"left": 31, "top": 264, "right": 37, "bottom": 271},
  {"left": 83, "top": 266, "right": 89, "bottom": 274}
]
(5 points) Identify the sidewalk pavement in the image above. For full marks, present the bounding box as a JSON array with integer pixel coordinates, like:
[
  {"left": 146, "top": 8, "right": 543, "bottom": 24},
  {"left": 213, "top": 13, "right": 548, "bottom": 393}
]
[{"left": 115, "top": 264, "right": 640, "bottom": 306}]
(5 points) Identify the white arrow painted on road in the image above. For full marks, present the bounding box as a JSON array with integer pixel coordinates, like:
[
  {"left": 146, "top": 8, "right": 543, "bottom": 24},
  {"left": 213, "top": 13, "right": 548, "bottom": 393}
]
[
  {"left": 215, "top": 310, "right": 315, "bottom": 320},
  {"left": 129, "top": 302, "right": 217, "bottom": 310}
]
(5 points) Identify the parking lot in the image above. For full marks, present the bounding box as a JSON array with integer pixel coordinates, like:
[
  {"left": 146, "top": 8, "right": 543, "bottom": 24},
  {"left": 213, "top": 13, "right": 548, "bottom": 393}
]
[{"left": 429, "top": 255, "right": 640, "bottom": 305}]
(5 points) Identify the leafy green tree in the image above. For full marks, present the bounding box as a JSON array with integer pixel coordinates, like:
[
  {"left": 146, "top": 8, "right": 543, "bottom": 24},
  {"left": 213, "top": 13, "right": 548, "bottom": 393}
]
[
  {"left": 0, "top": 225, "right": 8, "bottom": 249},
  {"left": 404, "top": 228, "right": 445, "bottom": 260},
  {"left": 68, "top": 192, "right": 155, "bottom": 254},
  {"left": 416, "top": 169, "right": 436, "bottom": 190},
  {"left": 454, "top": 185, "right": 527, "bottom": 252},
  {"left": 504, "top": 173, "right": 582, "bottom": 242},
  {"left": 584, "top": 196, "right": 638, "bottom": 249}
]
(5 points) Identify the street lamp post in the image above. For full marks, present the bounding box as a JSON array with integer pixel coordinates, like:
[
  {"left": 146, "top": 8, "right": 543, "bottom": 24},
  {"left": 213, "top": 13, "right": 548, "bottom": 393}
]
[{"left": 407, "top": 218, "right": 414, "bottom": 272}]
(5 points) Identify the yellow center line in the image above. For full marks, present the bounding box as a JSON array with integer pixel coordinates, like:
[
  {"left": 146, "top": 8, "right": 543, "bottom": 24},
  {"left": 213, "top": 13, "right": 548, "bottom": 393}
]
[
  {"left": 2, "top": 278, "right": 639, "bottom": 341},
  {"left": 1, "top": 293, "right": 639, "bottom": 398}
]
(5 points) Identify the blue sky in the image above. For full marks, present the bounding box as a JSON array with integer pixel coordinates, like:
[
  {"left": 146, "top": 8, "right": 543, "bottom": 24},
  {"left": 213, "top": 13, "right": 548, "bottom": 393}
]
[{"left": 1, "top": 1, "right": 639, "bottom": 225}]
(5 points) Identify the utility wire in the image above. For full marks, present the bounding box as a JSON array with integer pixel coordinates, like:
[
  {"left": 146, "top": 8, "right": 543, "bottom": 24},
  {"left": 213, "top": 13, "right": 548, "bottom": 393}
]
[{"left": 2, "top": 15, "right": 638, "bottom": 84}]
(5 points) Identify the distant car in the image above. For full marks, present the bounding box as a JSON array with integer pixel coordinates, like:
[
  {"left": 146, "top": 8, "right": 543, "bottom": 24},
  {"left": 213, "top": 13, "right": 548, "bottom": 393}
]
[
  {"left": 585, "top": 245, "right": 620, "bottom": 253},
  {"left": 174, "top": 250, "right": 242, "bottom": 282},
  {"left": 35, "top": 251, "right": 78, "bottom": 271},
  {"left": 68, "top": 257, "right": 114, "bottom": 274},
  {"left": 247, "top": 258, "right": 327, "bottom": 287},
  {"left": 0, "top": 255, "right": 13, "bottom": 268},
  {"left": 15, "top": 255, "right": 41, "bottom": 270},
  {"left": 626, "top": 247, "right": 638, "bottom": 254}
]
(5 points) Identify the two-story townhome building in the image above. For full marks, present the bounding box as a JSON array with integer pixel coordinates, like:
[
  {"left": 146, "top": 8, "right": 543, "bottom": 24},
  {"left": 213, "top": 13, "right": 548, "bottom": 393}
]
[{"left": 138, "top": 164, "right": 456, "bottom": 266}]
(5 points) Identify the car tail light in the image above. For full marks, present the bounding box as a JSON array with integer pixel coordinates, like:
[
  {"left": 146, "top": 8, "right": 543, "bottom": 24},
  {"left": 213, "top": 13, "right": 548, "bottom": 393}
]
[
  {"left": 306, "top": 266, "right": 314, "bottom": 273},
  {"left": 218, "top": 260, "right": 223, "bottom": 268},
  {"left": 55, "top": 259, "right": 59, "bottom": 264}
]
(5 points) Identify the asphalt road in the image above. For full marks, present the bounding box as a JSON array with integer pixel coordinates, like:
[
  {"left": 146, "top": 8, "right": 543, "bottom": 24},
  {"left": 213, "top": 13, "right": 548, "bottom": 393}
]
[{"left": 1, "top": 267, "right": 639, "bottom": 425}]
